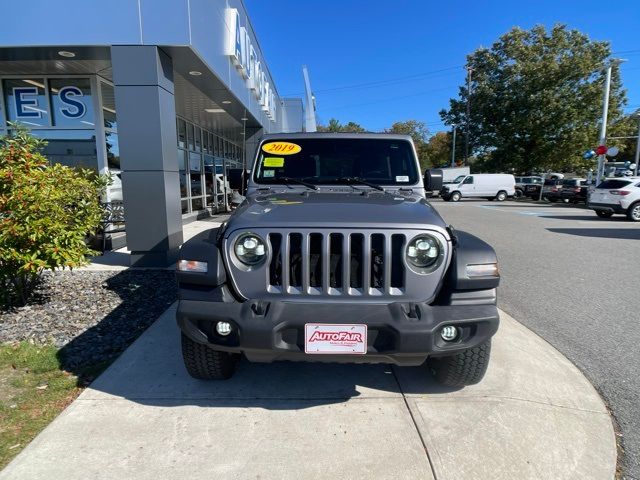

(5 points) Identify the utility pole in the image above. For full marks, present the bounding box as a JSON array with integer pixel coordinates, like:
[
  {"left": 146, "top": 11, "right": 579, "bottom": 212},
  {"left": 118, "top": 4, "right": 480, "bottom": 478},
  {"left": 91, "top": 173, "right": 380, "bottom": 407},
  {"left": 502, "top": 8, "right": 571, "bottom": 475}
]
[
  {"left": 596, "top": 59, "right": 625, "bottom": 185},
  {"left": 464, "top": 67, "right": 472, "bottom": 165},
  {"left": 450, "top": 125, "right": 457, "bottom": 168},
  {"left": 634, "top": 110, "right": 640, "bottom": 176}
]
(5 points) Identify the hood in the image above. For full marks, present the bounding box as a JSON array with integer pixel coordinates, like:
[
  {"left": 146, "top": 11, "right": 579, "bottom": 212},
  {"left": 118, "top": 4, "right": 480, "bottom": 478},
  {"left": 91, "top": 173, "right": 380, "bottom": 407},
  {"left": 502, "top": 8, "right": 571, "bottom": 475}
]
[{"left": 224, "top": 191, "right": 449, "bottom": 235}]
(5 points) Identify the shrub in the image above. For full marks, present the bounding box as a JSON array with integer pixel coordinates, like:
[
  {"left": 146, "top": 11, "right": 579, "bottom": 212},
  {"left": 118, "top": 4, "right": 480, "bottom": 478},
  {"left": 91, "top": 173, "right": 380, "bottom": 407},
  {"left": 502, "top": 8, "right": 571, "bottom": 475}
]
[{"left": 0, "top": 124, "right": 105, "bottom": 306}]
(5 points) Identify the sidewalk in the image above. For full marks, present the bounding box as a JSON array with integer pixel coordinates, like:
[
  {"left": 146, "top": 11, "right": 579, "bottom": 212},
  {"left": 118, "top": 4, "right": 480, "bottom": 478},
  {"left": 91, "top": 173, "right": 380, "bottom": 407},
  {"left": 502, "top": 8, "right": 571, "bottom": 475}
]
[
  {"left": 83, "top": 216, "right": 229, "bottom": 271},
  {"left": 0, "top": 306, "right": 616, "bottom": 479}
]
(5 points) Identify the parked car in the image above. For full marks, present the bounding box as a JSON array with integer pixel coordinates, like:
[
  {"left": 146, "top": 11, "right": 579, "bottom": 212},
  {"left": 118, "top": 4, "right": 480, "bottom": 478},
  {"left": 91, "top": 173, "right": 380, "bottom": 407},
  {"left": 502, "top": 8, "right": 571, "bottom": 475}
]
[
  {"left": 541, "top": 178, "right": 564, "bottom": 202},
  {"left": 176, "top": 133, "right": 501, "bottom": 387},
  {"left": 560, "top": 178, "right": 589, "bottom": 204},
  {"left": 589, "top": 177, "right": 640, "bottom": 221},
  {"left": 515, "top": 176, "right": 543, "bottom": 198},
  {"left": 441, "top": 174, "right": 516, "bottom": 202}
]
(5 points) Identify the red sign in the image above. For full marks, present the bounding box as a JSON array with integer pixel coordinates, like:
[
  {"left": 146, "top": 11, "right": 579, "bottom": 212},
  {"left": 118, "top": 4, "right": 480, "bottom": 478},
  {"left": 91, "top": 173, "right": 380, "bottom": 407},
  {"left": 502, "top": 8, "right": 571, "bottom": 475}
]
[{"left": 596, "top": 145, "right": 608, "bottom": 155}]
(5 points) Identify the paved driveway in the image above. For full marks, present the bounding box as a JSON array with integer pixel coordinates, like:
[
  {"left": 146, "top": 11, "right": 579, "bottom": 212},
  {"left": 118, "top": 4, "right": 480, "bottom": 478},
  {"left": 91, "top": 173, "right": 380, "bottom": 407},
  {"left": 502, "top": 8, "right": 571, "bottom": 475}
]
[
  {"left": 432, "top": 198, "right": 639, "bottom": 478},
  {"left": 0, "top": 304, "right": 614, "bottom": 480}
]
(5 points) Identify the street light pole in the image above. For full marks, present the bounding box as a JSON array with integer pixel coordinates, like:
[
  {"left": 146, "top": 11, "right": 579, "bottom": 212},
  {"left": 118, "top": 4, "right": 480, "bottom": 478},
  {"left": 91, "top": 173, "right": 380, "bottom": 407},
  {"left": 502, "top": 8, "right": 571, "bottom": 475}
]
[
  {"left": 451, "top": 125, "right": 457, "bottom": 168},
  {"left": 596, "top": 59, "right": 625, "bottom": 185}
]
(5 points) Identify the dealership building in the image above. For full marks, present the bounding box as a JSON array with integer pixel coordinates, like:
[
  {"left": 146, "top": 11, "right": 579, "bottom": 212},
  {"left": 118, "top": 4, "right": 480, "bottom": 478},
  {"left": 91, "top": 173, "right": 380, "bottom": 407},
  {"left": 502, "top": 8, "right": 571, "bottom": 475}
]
[{"left": 0, "top": 0, "right": 307, "bottom": 266}]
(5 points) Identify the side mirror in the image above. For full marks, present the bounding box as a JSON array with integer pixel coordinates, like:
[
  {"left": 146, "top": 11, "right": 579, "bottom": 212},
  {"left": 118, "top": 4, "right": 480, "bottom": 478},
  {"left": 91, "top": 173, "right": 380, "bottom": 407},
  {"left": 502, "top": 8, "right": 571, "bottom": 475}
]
[{"left": 424, "top": 168, "right": 443, "bottom": 191}]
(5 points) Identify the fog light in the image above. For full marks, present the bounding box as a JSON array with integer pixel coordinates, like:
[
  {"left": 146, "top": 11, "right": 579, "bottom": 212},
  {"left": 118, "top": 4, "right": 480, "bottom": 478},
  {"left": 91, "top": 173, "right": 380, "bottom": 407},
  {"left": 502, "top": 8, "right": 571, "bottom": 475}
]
[
  {"left": 216, "top": 321, "right": 232, "bottom": 336},
  {"left": 440, "top": 326, "right": 459, "bottom": 342}
]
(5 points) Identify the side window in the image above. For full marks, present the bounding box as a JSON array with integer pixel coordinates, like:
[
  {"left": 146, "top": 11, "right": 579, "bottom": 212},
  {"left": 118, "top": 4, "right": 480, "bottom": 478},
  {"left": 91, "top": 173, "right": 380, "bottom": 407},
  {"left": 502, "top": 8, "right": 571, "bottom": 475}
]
[{"left": 463, "top": 176, "right": 474, "bottom": 185}]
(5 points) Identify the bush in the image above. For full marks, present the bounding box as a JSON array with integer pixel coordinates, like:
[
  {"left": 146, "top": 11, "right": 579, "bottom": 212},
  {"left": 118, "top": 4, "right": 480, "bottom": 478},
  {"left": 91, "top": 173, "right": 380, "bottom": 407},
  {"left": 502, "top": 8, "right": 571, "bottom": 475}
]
[{"left": 0, "top": 125, "right": 105, "bottom": 306}]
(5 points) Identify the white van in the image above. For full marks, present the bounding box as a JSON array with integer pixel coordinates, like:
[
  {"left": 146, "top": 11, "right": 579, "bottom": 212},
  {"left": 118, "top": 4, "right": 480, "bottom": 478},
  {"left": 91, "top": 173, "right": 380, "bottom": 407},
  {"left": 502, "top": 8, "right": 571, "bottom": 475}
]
[{"left": 442, "top": 174, "right": 516, "bottom": 202}]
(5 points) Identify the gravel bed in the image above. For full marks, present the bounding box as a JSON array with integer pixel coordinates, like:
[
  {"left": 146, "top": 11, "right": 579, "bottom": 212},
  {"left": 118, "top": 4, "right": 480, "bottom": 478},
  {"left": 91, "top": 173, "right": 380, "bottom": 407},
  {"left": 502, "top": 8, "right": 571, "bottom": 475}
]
[{"left": 0, "top": 270, "right": 177, "bottom": 371}]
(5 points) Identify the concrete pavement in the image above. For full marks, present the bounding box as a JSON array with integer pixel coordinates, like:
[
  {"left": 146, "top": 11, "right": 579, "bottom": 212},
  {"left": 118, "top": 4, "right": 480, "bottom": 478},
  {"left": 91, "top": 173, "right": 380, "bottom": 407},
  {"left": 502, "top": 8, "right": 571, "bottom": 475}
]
[
  {"left": 432, "top": 198, "right": 639, "bottom": 478},
  {"left": 0, "top": 304, "right": 616, "bottom": 480}
]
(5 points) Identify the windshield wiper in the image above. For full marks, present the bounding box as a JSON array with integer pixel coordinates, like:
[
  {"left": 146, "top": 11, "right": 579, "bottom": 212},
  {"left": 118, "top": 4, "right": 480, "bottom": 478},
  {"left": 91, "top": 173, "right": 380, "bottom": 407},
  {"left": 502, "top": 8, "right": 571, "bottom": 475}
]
[
  {"left": 277, "top": 177, "right": 318, "bottom": 190},
  {"left": 334, "top": 177, "right": 384, "bottom": 191}
]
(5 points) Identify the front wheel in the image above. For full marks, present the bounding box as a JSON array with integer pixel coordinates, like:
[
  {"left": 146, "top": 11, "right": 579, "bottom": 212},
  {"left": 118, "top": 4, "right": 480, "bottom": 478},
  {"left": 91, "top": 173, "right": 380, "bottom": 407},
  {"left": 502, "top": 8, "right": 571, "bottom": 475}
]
[
  {"left": 496, "top": 191, "right": 507, "bottom": 202},
  {"left": 450, "top": 191, "right": 461, "bottom": 202},
  {"left": 428, "top": 341, "right": 491, "bottom": 387},
  {"left": 595, "top": 210, "right": 613, "bottom": 218},
  {"left": 627, "top": 202, "right": 640, "bottom": 222},
  {"left": 181, "top": 333, "right": 239, "bottom": 380}
]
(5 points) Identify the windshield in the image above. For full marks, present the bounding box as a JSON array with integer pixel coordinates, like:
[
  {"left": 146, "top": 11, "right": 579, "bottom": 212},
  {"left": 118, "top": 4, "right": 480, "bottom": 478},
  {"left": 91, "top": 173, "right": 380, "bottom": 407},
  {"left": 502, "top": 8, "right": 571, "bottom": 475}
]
[{"left": 253, "top": 138, "right": 419, "bottom": 186}]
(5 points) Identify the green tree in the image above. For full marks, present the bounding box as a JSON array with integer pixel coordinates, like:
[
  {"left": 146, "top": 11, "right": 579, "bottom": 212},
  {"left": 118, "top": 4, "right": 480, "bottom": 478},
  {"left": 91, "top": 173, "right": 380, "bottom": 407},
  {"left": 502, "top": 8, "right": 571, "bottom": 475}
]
[
  {"left": 440, "top": 24, "right": 627, "bottom": 173},
  {"left": 0, "top": 125, "right": 105, "bottom": 306},
  {"left": 317, "top": 118, "right": 366, "bottom": 133},
  {"left": 386, "top": 120, "right": 430, "bottom": 169},
  {"left": 424, "top": 131, "right": 455, "bottom": 168}
]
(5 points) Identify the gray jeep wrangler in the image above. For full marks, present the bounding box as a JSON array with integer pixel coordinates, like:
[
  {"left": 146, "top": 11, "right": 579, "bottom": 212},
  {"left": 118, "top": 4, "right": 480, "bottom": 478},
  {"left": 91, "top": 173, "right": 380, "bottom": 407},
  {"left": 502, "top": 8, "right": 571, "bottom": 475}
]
[{"left": 176, "top": 133, "right": 500, "bottom": 387}]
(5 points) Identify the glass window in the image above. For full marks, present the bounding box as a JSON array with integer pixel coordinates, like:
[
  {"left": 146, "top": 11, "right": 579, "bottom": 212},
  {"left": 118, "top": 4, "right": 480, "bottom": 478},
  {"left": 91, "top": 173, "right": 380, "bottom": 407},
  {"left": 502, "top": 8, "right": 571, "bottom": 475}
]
[
  {"left": 106, "top": 131, "right": 120, "bottom": 170},
  {"left": 29, "top": 129, "right": 97, "bottom": 170},
  {"left": 597, "top": 179, "right": 631, "bottom": 189},
  {"left": 181, "top": 200, "right": 189, "bottom": 214},
  {"left": 463, "top": 176, "right": 474, "bottom": 184},
  {"left": 177, "top": 118, "right": 186, "bottom": 148},
  {"left": 101, "top": 83, "right": 117, "bottom": 130},
  {"left": 254, "top": 138, "right": 419, "bottom": 185},
  {"left": 194, "top": 126, "right": 202, "bottom": 153},
  {"left": 191, "top": 197, "right": 203, "bottom": 211},
  {"left": 178, "top": 149, "right": 188, "bottom": 198},
  {"left": 3, "top": 79, "right": 50, "bottom": 127},
  {"left": 49, "top": 78, "right": 94, "bottom": 128},
  {"left": 186, "top": 123, "right": 195, "bottom": 151},
  {"left": 189, "top": 151, "right": 203, "bottom": 200},
  {"left": 202, "top": 130, "right": 209, "bottom": 154}
]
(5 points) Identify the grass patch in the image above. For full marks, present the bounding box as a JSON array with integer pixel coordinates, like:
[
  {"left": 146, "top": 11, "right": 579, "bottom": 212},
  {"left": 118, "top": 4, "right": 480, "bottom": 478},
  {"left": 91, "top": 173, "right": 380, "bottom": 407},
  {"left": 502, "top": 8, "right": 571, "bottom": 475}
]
[{"left": 0, "top": 342, "right": 107, "bottom": 469}]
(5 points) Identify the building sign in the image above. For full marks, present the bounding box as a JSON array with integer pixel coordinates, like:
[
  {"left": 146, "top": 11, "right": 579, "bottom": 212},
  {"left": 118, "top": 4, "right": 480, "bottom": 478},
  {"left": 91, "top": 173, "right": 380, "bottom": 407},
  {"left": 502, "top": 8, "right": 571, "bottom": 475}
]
[
  {"left": 226, "top": 8, "right": 276, "bottom": 121},
  {"left": 2, "top": 78, "right": 93, "bottom": 128}
]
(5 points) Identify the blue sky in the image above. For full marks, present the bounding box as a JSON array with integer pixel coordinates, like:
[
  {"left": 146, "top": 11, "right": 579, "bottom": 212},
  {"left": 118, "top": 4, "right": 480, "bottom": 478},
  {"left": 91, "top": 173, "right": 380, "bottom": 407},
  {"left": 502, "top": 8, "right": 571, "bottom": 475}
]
[{"left": 245, "top": 0, "right": 640, "bottom": 135}]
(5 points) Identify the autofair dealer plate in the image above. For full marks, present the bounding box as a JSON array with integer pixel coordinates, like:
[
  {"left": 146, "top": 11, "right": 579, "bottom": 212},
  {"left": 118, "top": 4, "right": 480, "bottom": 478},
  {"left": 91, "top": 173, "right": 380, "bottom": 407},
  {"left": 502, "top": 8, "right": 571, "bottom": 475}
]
[{"left": 304, "top": 324, "right": 367, "bottom": 354}]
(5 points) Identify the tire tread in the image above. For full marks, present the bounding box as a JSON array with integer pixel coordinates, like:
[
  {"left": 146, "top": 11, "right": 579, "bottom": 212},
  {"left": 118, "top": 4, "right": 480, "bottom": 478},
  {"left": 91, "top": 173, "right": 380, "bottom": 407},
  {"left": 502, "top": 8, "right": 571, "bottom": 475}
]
[
  {"left": 181, "top": 333, "right": 238, "bottom": 380},
  {"left": 429, "top": 341, "right": 491, "bottom": 387}
]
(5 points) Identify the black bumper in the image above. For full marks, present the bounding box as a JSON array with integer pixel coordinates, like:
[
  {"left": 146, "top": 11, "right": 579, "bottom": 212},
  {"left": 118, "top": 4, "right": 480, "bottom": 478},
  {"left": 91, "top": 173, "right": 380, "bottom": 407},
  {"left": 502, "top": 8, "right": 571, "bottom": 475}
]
[
  {"left": 589, "top": 202, "right": 625, "bottom": 214},
  {"left": 177, "top": 297, "right": 499, "bottom": 366}
]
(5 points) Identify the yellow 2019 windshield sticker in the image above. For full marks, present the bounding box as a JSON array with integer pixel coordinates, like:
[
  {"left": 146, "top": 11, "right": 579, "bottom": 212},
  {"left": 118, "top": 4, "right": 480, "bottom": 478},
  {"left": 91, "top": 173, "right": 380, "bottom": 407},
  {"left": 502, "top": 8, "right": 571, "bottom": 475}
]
[
  {"left": 262, "top": 141, "right": 301, "bottom": 155},
  {"left": 264, "top": 157, "right": 284, "bottom": 167}
]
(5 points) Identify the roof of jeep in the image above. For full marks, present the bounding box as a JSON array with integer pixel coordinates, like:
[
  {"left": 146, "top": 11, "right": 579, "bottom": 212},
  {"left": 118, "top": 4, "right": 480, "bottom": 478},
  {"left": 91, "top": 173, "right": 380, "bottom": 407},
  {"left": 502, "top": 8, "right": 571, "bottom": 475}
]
[{"left": 260, "top": 132, "right": 414, "bottom": 142}]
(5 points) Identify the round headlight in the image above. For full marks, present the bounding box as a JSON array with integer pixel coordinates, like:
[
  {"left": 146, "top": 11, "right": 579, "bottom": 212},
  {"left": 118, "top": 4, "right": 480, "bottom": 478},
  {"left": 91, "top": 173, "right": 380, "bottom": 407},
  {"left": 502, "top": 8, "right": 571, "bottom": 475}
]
[
  {"left": 406, "top": 235, "right": 441, "bottom": 269},
  {"left": 234, "top": 233, "right": 267, "bottom": 265}
]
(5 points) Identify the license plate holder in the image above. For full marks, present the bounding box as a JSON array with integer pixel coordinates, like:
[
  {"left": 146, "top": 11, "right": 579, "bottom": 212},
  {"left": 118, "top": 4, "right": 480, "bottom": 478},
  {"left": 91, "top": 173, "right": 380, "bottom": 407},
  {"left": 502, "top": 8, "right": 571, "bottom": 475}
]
[{"left": 304, "top": 324, "right": 367, "bottom": 355}]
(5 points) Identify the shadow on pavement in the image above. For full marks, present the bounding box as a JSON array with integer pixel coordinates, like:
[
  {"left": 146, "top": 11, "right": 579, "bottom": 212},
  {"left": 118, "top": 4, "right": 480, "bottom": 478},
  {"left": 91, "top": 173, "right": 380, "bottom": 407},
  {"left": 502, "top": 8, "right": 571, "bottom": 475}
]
[
  {"left": 547, "top": 227, "right": 640, "bottom": 240},
  {"left": 81, "top": 306, "right": 462, "bottom": 409}
]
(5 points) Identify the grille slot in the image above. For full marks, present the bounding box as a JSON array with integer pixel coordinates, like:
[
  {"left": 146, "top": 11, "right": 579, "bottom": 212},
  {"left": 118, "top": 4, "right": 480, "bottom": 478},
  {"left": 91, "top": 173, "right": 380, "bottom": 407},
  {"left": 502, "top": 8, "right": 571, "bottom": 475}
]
[{"left": 267, "top": 231, "right": 407, "bottom": 296}]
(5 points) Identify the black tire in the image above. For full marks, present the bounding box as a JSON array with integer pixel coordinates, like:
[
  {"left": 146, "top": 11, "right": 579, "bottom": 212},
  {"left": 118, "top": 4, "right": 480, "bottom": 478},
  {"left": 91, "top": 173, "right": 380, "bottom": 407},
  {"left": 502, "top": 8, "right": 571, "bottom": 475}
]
[
  {"left": 181, "top": 333, "right": 239, "bottom": 380},
  {"left": 450, "top": 191, "right": 461, "bottom": 202},
  {"left": 627, "top": 202, "right": 640, "bottom": 222},
  {"left": 496, "top": 191, "right": 507, "bottom": 202},
  {"left": 514, "top": 189, "right": 523, "bottom": 198},
  {"left": 595, "top": 210, "right": 613, "bottom": 218},
  {"left": 428, "top": 341, "right": 491, "bottom": 387}
]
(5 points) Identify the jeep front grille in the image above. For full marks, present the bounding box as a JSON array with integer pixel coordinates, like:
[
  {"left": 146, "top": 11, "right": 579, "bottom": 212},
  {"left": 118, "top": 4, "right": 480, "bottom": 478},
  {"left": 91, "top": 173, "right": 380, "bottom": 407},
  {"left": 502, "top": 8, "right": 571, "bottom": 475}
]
[{"left": 266, "top": 231, "right": 406, "bottom": 296}]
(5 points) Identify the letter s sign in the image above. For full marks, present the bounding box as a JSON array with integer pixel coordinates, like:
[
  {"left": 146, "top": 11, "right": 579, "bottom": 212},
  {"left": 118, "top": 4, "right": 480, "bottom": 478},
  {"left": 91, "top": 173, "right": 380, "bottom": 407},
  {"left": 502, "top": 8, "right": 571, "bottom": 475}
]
[{"left": 59, "top": 86, "right": 86, "bottom": 118}]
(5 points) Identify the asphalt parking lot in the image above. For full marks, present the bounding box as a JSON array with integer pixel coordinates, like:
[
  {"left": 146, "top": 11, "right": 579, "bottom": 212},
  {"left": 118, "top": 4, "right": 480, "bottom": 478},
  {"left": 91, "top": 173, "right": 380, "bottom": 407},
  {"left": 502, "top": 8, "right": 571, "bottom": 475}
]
[{"left": 432, "top": 198, "right": 640, "bottom": 479}]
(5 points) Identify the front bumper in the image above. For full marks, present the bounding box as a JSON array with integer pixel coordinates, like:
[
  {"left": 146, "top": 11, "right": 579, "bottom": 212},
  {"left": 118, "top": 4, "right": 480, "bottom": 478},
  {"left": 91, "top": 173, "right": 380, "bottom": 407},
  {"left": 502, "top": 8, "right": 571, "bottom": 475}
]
[
  {"left": 177, "top": 297, "right": 499, "bottom": 366},
  {"left": 589, "top": 202, "right": 626, "bottom": 214}
]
